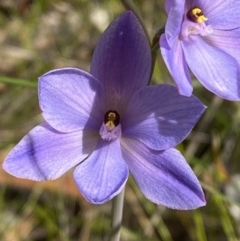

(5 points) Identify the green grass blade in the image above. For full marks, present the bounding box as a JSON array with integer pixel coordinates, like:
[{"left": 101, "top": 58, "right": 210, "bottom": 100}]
[{"left": 0, "top": 76, "right": 37, "bottom": 88}]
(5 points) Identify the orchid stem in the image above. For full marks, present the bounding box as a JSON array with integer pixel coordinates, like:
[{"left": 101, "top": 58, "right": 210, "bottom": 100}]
[
  {"left": 109, "top": 188, "right": 125, "bottom": 241},
  {"left": 149, "top": 25, "right": 165, "bottom": 82},
  {"left": 120, "top": 0, "right": 151, "bottom": 44}
]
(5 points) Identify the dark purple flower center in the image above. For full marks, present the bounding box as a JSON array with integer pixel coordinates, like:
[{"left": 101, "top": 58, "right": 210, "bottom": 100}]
[
  {"left": 187, "top": 6, "right": 208, "bottom": 23},
  {"left": 104, "top": 110, "right": 120, "bottom": 129},
  {"left": 100, "top": 110, "right": 121, "bottom": 141}
]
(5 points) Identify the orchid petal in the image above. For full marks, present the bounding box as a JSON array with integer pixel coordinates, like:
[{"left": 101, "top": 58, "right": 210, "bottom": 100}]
[
  {"left": 122, "top": 85, "right": 205, "bottom": 151},
  {"left": 160, "top": 35, "right": 193, "bottom": 96},
  {"left": 204, "top": 28, "right": 240, "bottom": 66},
  {"left": 74, "top": 139, "right": 128, "bottom": 204},
  {"left": 164, "top": 0, "right": 185, "bottom": 47},
  {"left": 194, "top": 0, "right": 240, "bottom": 29},
  {"left": 90, "top": 11, "right": 151, "bottom": 115},
  {"left": 121, "top": 137, "right": 206, "bottom": 210},
  {"left": 2, "top": 123, "right": 98, "bottom": 181},
  {"left": 39, "top": 68, "right": 104, "bottom": 133},
  {"left": 165, "top": 0, "right": 171, "bottom": 13},
  {"left": 182, "top": 36, "right": 240, "bottom": 100}
]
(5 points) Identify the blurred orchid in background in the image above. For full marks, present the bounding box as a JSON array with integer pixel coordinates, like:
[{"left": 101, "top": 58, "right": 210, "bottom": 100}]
[
  {"left": 160, "top": 0, "right": 240, "bottom": 100},
  {"left": 3, "top": 11, "right": 206, "bottom": 210}
]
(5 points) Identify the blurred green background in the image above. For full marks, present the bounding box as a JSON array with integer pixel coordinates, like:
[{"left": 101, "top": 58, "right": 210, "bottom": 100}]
[{"left": 0, "top": 0, "right": 240, "bottom": 240}]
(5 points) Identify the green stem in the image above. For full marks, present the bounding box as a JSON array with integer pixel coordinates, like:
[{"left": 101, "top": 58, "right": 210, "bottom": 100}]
[
  {"left": 0, "top": 76, "right": 37, "bottom": 88},
  {"left": 109, "top": 188, "right": 125, "bottom": 241},
  {"left": 149, "top": 25, "right": 165, "bottom": 82},
  {"left": 120, "top": 0, "right": 151, "bottom": 43}
]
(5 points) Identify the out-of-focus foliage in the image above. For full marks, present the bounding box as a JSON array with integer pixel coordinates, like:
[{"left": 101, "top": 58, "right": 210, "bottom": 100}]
[{"left": 0, "top": 0, "right": 240, "bottom": 240}]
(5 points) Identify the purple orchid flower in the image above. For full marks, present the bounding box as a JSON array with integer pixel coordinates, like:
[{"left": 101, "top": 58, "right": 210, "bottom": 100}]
[
  {"left": 160, "top": 0, "right": 240, "bottom": 100},
  {"left": 3, "top": 11, "right": 206, "bottom": 209}
]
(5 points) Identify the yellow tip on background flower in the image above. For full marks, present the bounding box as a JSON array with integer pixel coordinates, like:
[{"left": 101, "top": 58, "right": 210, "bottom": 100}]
[
  {"left": 187, "top": 6, "right": 208, "bottom": 23},
  {"left": 196, "top": 15, "right": 208, "bottom": 23}
]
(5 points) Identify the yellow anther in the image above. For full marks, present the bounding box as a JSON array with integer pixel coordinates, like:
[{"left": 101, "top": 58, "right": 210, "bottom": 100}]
[
  {"left": 187, "top": 6, "right": 208, "bottom": 23},
  {"left": 192, "top": 7, "right": 201, "bottom": 16},
  {"left": 105, "top": 120, "right": 115, "bottom": 128},
  {"left": 195, "top": 15, "right": 208, "bottom": 23}
]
